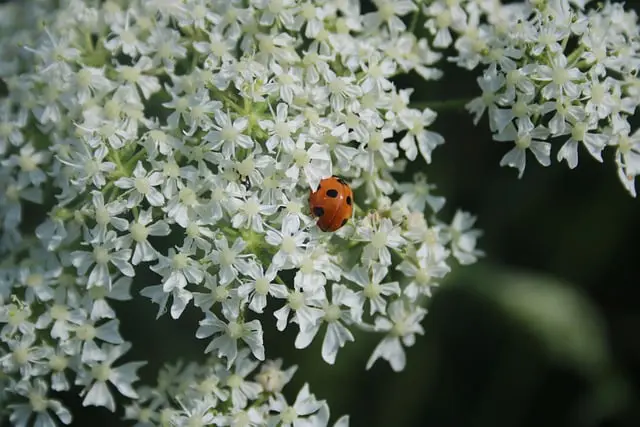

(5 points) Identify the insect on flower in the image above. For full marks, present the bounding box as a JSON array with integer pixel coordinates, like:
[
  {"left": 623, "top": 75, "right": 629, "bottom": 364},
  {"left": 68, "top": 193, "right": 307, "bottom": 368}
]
[{"left": 308, "top": 176, "right": 354, "bottom": 232}]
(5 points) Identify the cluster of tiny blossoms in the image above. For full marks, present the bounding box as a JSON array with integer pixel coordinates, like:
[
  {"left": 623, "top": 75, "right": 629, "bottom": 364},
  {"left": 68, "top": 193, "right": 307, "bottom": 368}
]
[
  {"left": 121, "top": 352, "right": 348, "bottom": 427},
  {"left": 0, "top": 0, "right": 484, "bottom": 425},
  {"left": 422, "top": 0, "right": 640, "bottom": 195}
]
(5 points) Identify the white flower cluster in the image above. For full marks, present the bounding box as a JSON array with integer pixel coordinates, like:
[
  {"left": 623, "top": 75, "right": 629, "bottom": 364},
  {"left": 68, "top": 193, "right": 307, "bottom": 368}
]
[
  {"left": 123, "top": 351, "right": 348, "bottom": 427},
  {"left": 423, "top": 0, "right": 640, "bottom": 195},
  {"left": 0, "top": 0, "right": 482, "bottom": 424}
]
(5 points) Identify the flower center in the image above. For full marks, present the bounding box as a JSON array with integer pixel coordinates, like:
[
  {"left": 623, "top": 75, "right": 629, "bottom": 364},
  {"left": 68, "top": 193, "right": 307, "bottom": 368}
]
[
  {"left": 275, "top": 122, "right": 291, "bottom": 139},
  {"left": 130, "top": 222, "right": 149, "bottom": 242},
  {"left": 50, "top": 304, "right": 69, "bottom": 321},
  {"left": 244, "top": 199, "right": 260, "bottom": 216},
  {"left": 515, "top": 134, "right": 531, "bottom": 149},
  {"left": 93, "top": 246, "right": 111, "bottom": 265},
  {"left": 371, "top": 231, "right": 388, "bottom": 249},
  {"left": 281, "top": 236, "right": 296, "bottom": 254},
  {"left": 75, "top": 324, "right": 97, "bottom": 341},
  {"left": 179, "top": 187, "right": 197, "bottom": 206},
  {"left": 571, "top": 122, "right": 586, "bottom": 142},
  {"left": 255, "top": 277, "right": 270, "bottom": 295},
  {"left": 19, "top": 154, "right": 37, "bottom": 172},
  {"left": 220, "top": 248, "right": 235, "bottom": 266},
  {"left": 92, "top": 362, "right": 112, "bottom": 382},
  {"left": 134, "top": 177, "right": 150, "bottom": 194},
  {"left": 293, "top": 149, "right": 309, "bottom": 166},
  {"left": 227, "top": 321, "right": 244, "bottom": 339},
  {"left": 25, "top": 273, "right": 44, "bottom": 288},
  {"left": 13, "top": 346, "right": 29, "bottom": 365},
  {"left": 236, "top": 157, "right": 255, "bottom": 177},
  {"left": 281, "top": 407, "right": 298, "bottom": 424},
  {"left": 49, "top": 354, "right": 68, "bottom": 371},
  {"left": 29, "top": 391, "right": 48, "bottom": 412},
  {"left": 363, "top": 281, "right": 381, "bottom": 299},
  {"left": 288, "top": 290, "right": 304, "bottom": 310},
  {"left": 95, "top": 206, "right": 110, "bottom": 226},
  {"left": 226, "top": 373, "right": 242, "bottom": 388},
  {"left": 368, "top": 132, "right": 384, "bottom": 152},
  {"left": 324, "top": 304, "right": 341, "bottom": 322},
  {"left": 171, "top": 253, "right": 188, "bottom": 270},
  {"left": 215, "top": 286, "right": 229, "bottom": 301},
  {"left": 221, "top": 124, "right": 239, "bottom": 141}
]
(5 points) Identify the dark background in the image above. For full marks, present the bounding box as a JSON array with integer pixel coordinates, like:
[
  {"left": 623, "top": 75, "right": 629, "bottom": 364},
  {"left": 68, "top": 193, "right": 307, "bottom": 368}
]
[{"left": 3, "top": 0, "right": 640, "bottom": 426}]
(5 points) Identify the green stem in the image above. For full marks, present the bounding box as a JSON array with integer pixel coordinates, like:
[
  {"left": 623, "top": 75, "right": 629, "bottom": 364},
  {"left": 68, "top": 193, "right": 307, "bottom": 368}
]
[
  {"left": 409, "top": 98, "right": 472, "bottom": 112},
  {"left": 409, "top": 10, "right": 421, "bottom": 34},
  {"left": 566, "top": 44, "right": 586, "bottom": 68},
  {"left": 125, "top": 148, "right": 148, "bottom": 169}
]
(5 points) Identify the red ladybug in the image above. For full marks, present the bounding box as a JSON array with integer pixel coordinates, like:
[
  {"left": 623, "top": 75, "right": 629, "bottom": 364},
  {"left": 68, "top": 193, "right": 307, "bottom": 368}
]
[{"left": 309, "top": 176, "right": 354, "bottom": 232}]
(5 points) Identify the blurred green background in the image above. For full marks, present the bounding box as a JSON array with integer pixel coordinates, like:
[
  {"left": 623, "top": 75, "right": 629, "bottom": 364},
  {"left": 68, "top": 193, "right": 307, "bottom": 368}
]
[{"left": 5, "top": 0, "right": 640, "bottom": 426}]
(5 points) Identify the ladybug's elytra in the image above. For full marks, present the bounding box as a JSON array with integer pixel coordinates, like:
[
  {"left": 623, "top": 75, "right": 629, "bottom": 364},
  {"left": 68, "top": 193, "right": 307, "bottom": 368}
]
[{"left": 309, "top": 176, "right": 354, "bottom": 232}]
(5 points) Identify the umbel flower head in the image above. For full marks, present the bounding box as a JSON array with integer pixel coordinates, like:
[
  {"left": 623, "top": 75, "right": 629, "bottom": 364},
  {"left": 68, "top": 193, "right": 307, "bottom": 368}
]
[
  {"left": 438, "top": 0, "right": 640, "bottom": 195},
  {"left": 13, "top": 0, "right": 640, "bottom": 424}
]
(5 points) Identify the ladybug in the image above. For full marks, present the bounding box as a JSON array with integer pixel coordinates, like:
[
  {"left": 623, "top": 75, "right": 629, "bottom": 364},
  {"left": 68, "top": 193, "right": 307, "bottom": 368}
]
[{"left": 309, "top": 176, "right": 354, "bottom": 232}]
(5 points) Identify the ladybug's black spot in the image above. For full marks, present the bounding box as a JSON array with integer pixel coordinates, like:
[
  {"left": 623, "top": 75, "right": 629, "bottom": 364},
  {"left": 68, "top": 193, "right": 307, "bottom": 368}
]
[
  {"left": 326, "top": 189, "right": 339, "bottom": 198},
  {"left": 313, "top": 206, "right": 325, "bottom": 217},
  {"left": 341, "top": 218, "right": 348, "bottom": 227},
  {"left": 346, "top": 196, "right": 352, "bottom": 205}
]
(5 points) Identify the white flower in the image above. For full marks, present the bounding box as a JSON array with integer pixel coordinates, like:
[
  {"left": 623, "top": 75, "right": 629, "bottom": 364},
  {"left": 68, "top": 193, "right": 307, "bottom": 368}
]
[
  {"left": 219, "top": 348, "right": 262, "bottom": 410},
  {"left": 360, "top": 51, "right": 396, "bottom": 93},
  {"left": 255, "top": 359, "right": 297, "bottom": 394},
  {"left": 118, "top": 210, "right": 171, "bottom": 265},
  {"left": 35, "top": 288, "right": 85, "bottom": 340},
  {"left": 196, "top": 311, "right": 265, "bottom": 368},
  {"left": 398, "top": 108, "right": 444, "bottom": 163},
  {"left": 115, "top": 56, "right": 161, "bottom": 100},
  {"left": 81, "top": 275, "right": 133, "bottom": 321},
  {"left": 231, "top": 195, "right": 277, "bottom": 233},
  {"left": 345, "top": 264, "right": 400, "bottom": 319},
  {"left": 396, "top": 173, "right": 445, "bottom": 213},
  {"left": 2, "top": 142, "right": 49, "bottom": 187},
  {"left": 494, "top": 121, "right": 551, "bottom": 178},
  {"left": 204, "top": 110, "right": 254, "bottom": 159},
  {"left": 356, "top": 126, "right": 399, "bottom": 174},
  {"left": 273, "top": 286, "right": 325, "bottom": 334},
  {"left": 398, "top": 243, "right": 450, "bottom": 301},
  {"left": 363, "top": 0, "right": 417, "bottom": 34},
  {"left": 114, "top": 161, "right": 165, "bottom": 208},
  {"left": 448, "top": 210, "right": 484, "bottom": 265},
  {"left": 151, "top": 247, "right": 204, "bottom": 292},
  {"left": 259, "top": 103, "right": 302, "bottom": 153},
  {"left": 466, "top": 67, "right": 507, "bottom": 130},
  {"left": 556, "top": 119, "right": 608, "bottom": 169},
  {"left": 70, "top": 230, "right": 134, "bottom": 290},
  {"left": 357, "top": 217, "right": 406, "bottom": 266},
  {"left": 269, "top": 383, "right": 324, "bottom": 427},
  {"left": 0, "top": 303, "right": 35, "bottom": 339},
  {"left": 532, "top": 53, "right": 583, "bottom": 100},
  {"left": 366, "top": 301, "right": 426, "bottom": 372},
  {"left": 237, "top": 260, "right": 287, "bottom": 314},
  {"left": 0, "top": 332, "right": 48, "bottom": 379},
  {"left": 264, "top": 62, "right": 304, "bottom": 105},
  {"left": 210, "top": 236, "right": 248, "bottom": 286},
  {"left": 265, "top": 215, "right": 309, "bottom": 269},
  {"left": 169, "top": 397, "right": 216, "bottom": 427},
  {"left": 71, "top": 318, "right": 124, "bottom": 364},
  {"left": 284, "top": 137, "right": 332, "bottom": 191},
  {"left": 8, "top": 378, "right": 72, "bottom": 427},
  {"left": 192, "top": 273, "right": 241, "bottom": 321},
  {"left": 76, "top": 342, "right": 145, "bottom": 412},
  {"left": 295, "top": 284, "right": 358, "bottom": 365}
]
